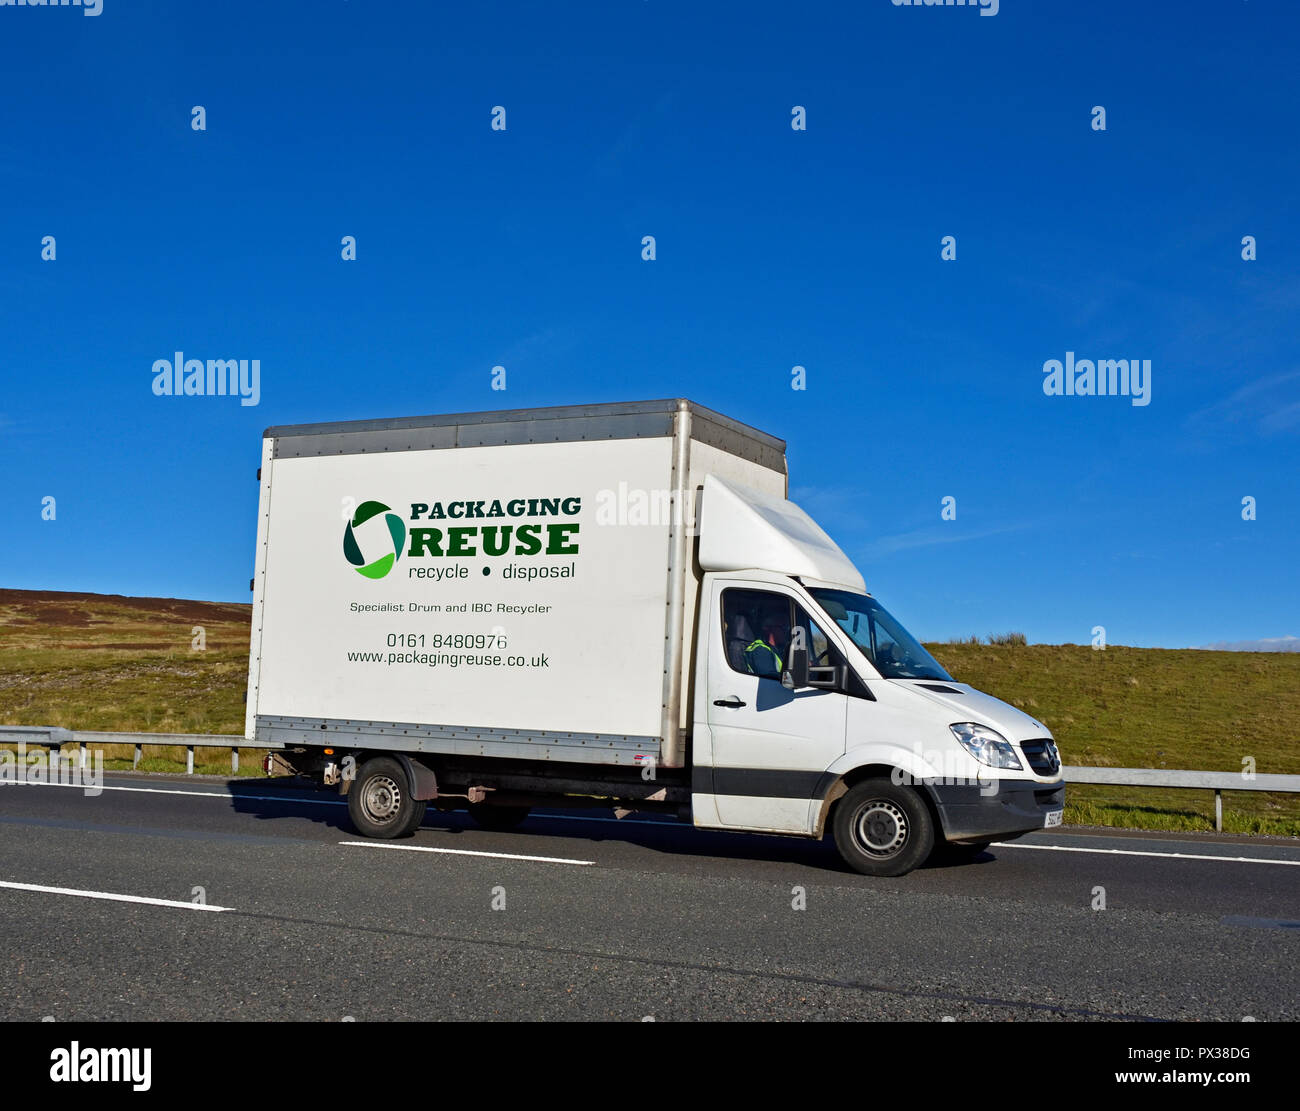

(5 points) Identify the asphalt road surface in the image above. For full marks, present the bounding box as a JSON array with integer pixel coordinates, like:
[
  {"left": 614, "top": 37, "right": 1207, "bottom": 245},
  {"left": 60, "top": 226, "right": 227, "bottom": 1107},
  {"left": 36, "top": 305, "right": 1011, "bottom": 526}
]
[{"left": 1, "top": 773, "right": 1296, "bottom": 1021}]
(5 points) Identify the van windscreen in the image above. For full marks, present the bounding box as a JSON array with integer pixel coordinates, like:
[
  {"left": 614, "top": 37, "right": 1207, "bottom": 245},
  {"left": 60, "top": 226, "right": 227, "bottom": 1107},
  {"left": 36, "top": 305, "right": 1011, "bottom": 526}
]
[{"left": 808, "top": 589, "right": 953, "bottom": 681}]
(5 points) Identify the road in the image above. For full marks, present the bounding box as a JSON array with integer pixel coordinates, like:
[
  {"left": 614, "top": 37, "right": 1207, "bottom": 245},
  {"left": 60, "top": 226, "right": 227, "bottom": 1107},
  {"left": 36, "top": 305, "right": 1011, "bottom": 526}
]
[{"left": 1, "top": 773, "right": 1296, "bottom": 1021}]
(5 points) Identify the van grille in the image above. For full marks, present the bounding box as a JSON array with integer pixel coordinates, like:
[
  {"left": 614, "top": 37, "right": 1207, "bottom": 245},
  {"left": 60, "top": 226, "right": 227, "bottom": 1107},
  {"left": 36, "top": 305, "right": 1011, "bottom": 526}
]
[{"left": 1020, "top": 738, "right": 1060, "bottom": 775}]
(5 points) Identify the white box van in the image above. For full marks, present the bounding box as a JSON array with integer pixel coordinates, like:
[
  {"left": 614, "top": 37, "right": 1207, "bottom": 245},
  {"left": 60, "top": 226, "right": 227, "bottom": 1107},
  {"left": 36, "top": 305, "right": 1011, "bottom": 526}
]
[{"left": 247, "top": 399, "right": 1063, "bottom": 876}]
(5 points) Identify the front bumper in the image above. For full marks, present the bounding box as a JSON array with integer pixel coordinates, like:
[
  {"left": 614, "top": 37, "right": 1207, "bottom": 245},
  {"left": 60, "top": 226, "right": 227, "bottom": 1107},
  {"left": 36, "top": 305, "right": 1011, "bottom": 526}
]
[{"left": 925, "top": 778, "right": 1065, "bottom": 843}]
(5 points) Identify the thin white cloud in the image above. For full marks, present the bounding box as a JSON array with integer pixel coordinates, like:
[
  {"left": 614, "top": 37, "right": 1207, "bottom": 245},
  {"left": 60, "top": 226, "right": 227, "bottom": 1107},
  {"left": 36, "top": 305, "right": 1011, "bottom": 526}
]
[
  {"left": 1187, "top": 370, "right": 1300, "bottom": 434},
  {"left": 861, "top": 522, "right": 1032, "bottom": 559},
  {"left": 1261, "top": 400, "right": 1300, "bottom": 434},
  {"left": 790, "top": 485, "right": 1035, "bottom": 558},
  {"left": 1197, "top": 636, "right": 1300, "bottom": 652}
]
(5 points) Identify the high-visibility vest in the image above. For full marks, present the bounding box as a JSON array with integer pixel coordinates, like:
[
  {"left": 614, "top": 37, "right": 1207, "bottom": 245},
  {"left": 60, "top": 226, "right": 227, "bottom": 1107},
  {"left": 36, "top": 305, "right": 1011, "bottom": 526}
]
[{"left": 744, "top": 639, "right": 782, "bottom": 675}]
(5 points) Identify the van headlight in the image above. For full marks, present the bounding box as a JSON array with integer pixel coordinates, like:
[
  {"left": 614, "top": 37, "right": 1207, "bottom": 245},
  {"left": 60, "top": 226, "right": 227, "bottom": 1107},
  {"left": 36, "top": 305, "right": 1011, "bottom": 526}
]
[{"left": 950, "top": 723, "right": 1023, "bottom": 770}]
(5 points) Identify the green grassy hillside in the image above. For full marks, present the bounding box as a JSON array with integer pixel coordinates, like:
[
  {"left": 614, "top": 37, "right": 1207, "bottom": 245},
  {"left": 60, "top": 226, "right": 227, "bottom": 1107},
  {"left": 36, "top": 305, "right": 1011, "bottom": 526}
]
[
  {"left": 926, "top": 642, "right": 1299, "bottom": 834},
  {"left": 2, "top": 590, "right": 1297, "bottom": 834},
  {"left": 927, "top": 641, "right": 1300, "bottom": 775},
  {"left": 0, "top": 589, "right": 249, "bottom": 734}
]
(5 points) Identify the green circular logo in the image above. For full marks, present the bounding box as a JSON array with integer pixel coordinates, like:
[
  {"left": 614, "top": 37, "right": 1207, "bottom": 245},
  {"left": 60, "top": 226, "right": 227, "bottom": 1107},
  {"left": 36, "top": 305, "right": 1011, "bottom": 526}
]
[{"left": 343, "top": 501, "right": 406, "bottom": 579}]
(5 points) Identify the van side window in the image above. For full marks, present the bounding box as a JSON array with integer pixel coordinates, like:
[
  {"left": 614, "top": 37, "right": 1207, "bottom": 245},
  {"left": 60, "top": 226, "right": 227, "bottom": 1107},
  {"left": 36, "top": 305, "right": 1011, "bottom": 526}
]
[
  {"left": 720, "top": 589, "right": 793, "bottom": 679},
  {"left": 794, "top": 605, "right": 846, "bottom": 670}
]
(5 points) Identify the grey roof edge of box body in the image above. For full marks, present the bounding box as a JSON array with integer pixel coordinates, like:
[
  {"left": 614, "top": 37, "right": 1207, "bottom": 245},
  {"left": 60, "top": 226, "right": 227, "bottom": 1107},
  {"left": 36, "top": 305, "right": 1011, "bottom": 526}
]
[
  {"left": 263, "top": 398, "right": 787, "bottom": 471},
  {"left": 264, "top": 398, "right": 785, "bottom": 451}
]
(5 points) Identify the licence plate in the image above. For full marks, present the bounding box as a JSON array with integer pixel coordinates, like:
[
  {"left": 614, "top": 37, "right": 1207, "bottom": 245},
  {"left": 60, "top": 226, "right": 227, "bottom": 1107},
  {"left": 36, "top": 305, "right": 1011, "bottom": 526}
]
[{"left": 1044, "top": 809, "right": 1063, "bottom": 828}]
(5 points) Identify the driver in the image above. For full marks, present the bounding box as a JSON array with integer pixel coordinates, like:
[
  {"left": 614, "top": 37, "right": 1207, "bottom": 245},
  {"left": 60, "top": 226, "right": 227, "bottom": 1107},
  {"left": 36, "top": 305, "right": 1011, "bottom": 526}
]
[{"left": 744, "top": 604, "right": 789, "bottom": 679}]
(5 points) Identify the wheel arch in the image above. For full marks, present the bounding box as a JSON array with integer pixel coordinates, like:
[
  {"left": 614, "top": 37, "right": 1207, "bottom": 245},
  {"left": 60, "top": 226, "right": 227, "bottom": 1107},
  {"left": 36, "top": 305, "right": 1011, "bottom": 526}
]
[
  {"left": 339, "top": 750, "right": 438, "bottom": 801},
  {"left": 813, "top": 763, "right": 944, "bottom": 839}
]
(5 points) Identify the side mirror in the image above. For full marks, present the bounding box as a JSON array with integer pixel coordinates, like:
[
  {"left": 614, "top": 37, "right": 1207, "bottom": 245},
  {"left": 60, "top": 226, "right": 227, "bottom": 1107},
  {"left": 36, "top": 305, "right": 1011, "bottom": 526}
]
[{"left": 782, "top": 646, "right": 810, "bottom": 691}]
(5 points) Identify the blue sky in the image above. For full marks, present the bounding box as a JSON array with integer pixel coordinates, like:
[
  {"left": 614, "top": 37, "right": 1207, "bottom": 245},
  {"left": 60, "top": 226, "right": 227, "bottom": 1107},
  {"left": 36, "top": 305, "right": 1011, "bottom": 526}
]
[{"left": 1, "top": 0, "right": 1297, "bottom": 648}]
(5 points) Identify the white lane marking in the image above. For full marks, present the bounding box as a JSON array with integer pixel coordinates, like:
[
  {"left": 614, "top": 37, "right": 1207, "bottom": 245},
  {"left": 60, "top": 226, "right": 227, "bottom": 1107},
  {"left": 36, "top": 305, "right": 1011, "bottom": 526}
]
[
  {"left": 339, "top": 841, "right": 594, "bottom": 866},
  {"left": 0, "top": 879, "right": 231, "bottom": 911},
  {"left": 1000, "top": 843, "right": 1300, "bottom": 866},
  {"left": 5, "top": 782, "right": 657, "bottom": 823},
  {"left": 4, "top": 779, "right": 346, "bottom": 806}
]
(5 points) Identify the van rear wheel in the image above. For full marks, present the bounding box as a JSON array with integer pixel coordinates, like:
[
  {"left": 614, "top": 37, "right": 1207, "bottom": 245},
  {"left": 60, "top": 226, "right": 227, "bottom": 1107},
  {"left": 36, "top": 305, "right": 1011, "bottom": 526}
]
[
  {"left": 832, "top": 778, "right": 934, "bottom": 877},
  {"left": 348, "top": 756, "right": 427, "bottom": 839}
]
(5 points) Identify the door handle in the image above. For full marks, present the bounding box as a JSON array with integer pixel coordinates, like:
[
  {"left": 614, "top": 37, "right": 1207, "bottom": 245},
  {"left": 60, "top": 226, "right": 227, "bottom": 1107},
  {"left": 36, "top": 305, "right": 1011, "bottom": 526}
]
[{"left": 713, "top": 697, "right": 746, "bottom": 708}]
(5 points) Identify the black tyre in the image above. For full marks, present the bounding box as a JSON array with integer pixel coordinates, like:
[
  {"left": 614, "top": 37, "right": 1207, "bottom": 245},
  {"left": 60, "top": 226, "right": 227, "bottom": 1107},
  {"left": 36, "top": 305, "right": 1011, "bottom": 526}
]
[
  {"left": 467, "top": 802, "right": 530, "bottom": 830},
  {"left": 347, "top": 757, "right": 427, "bottom": 839},
  {"left": 832, "top": 778, "right": 934, "bottom": 877}
]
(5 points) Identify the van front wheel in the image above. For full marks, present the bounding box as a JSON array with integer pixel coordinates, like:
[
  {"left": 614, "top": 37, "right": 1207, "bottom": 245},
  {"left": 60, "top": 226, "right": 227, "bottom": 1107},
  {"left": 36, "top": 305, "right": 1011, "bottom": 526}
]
[{"left": 832, "top": 779, "right": 934, "bottom": 877}]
